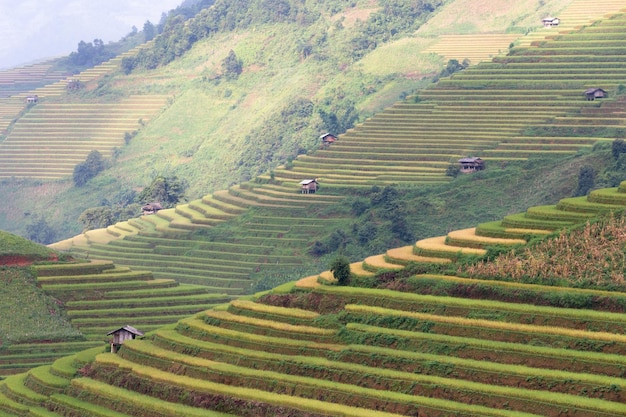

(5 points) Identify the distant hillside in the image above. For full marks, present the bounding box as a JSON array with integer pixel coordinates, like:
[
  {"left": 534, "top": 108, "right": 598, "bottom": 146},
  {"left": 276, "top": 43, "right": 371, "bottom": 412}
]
[
  {"left": 51, "top": 5, "right": 626, "bottom": 299},
  {"left": 0, "top": 0, "right": 580, "bottom": 240}
]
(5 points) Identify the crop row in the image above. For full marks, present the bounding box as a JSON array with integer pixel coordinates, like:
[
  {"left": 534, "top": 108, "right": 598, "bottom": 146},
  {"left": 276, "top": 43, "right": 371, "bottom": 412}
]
[
  {"left": 122, "top": 336, "right": 580, "bottom": 416},
  {"left": 91, "top": 354, "right": 408, "bottom": 417},
  {"left": 313, "top": 285, "right": 626, "bottom": 332},
  {"left": 344, "top": 304, "right": 626, "bottom": 353}
]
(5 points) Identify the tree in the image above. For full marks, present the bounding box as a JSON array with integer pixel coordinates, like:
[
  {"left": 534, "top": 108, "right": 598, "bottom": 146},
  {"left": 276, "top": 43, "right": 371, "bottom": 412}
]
[
  {"left": 221, "top": 50, "right": 243, "bottom": 80},
  {"left": 68, "top": 39, "right": 112, "bottom": 67},
  {"left": 446, "top": 164, "right": 461, "bottom": 177},
  {"left": 143, "top": 20, "right": 156, "bottom": 41},
  {"left": 574, "top": 165, "right": 595, "bottom": 197},
  {"left": 25, "top": 215, "right": 56, "bottom": 244},
  {"left": 78, "top": 206, "right": 115, "bottom": 231},
  {"left": 330, "top": 256, "right": 351, "bottom": 286},
  {"left": 612, "top": 138, "right": 626, "bottom": 160},
  {"left": 135, "top": 176, "right": 187, "bottom": 207},
  {"left": 73, "top": 150, "right": 105, "bottom": 186},
  {"left": 317, "top": 97, "right": 358, "bottom": 135}
]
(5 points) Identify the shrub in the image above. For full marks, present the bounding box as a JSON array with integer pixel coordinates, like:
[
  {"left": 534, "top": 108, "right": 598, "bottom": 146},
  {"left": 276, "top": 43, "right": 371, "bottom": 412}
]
[
  {"left": 330, "top": 256, "right": 351, "bottom": 286},
  {"left": 73, "top": 150, "right": 105, "bottom": 187}
]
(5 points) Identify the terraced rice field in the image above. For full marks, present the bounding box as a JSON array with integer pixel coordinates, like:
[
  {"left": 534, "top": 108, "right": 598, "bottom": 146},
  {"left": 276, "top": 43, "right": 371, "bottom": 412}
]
[
  {"left": 0, "top": 62, "right": 69, "bottom": 99},
  {"left": 421, "top": 0, "right": 626, "bottom": 65},
  {"left": 270, "top": 11, "right": 626, "bottom": 191},
  {"left": 0, "top": 44, "right": 159, "bottom": 178},
  {"left": 0, "top": 95, "right": 169, "bottom": 179},
  {"left": 0, "top": 258, "right": 234, "bottom": 379},
  {"left": 518, "top": 0, "right": 626, "bottom": 47},
  {"left": 423, "top": 33, "right": 521, "bottom": 64},
  {"left": 61, "top": 186, "right": 349, "bottom": 295},
  {"left": 300, "top": 178, "right": 626, "bottom": 287},
  {"left": 0, "top": 55, "right": 126, "bottom": 134},
  {"left": 53, "top": 9, "right": 626, "bottom": 303},
  {"left": 5, "top": 259, "right": 626, "bottom": 415}
]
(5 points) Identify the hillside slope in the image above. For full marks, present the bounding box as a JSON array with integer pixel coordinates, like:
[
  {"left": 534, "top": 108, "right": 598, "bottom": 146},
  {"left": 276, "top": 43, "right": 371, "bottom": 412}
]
[
  {"left": 0, "top": 0, "right": 594, "bottom": 240},
  {"left": 51, "top": 6, "right": 626, "bottom": 299},
  {"left": 6, "top": 181, "right": 626, "bottom": 414}
]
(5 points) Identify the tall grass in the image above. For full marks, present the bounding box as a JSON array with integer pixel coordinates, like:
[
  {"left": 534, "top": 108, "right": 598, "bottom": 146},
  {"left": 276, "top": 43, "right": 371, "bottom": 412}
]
[{"left": 464, "top": 212, "right": 626, "bottom": 289}]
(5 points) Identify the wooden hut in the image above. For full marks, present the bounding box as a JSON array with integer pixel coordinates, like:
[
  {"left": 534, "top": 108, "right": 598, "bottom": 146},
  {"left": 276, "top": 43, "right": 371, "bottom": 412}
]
[
  {"left": 458, "top": 157, "right": 485, "bottom": 173},
  {"left": 25, "top": 95, "right": 38, "bottom": 104},
  {"left": 320, "top": 133, "right": 338, "bottom": 146},
  {"left": 107, "top": 325, "right": 143, "bottom": 353},
  {"left": 141, "top": 202, "right": 163, "bottom": 215},
  {"left": 585, "top": 88, "right": 608, "bottom": 101},
  {"left": 66, "top": 79, "right": 82, "bottom": 90},
  {"left": 299, "top": 179, "right": 319, "bottom": 194},
  {"left": 542, "top": 17, "right": 560, "bottom": 27}
]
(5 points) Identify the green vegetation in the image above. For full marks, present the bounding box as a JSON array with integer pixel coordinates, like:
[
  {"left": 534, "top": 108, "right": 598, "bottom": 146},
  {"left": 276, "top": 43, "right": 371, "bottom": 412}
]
[
  {"left": 464, "top": 212, "right": 626, "bottom": 290},
  {"left": 5, "top": 2, "right": 626, "bottom": 415},
  {"left": 330, "top": 255, "right": 351, "bottom": 286},
  {"left": 0, "top": 267, "right": 82, "bottom": 345},
  {"left": 72, "top": 150, "right": 105, "bottom": 187},
  {"left": 0, "top": 230, "right": 55, "bottom": 262}
]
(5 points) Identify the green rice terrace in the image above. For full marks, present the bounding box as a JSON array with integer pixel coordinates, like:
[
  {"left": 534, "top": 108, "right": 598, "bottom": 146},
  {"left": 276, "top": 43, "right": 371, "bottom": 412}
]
[
  {"left": 5, "top": 182, "right": 626, "bottom": 415},
  {"left": 51, "top": 7, "right": 626, "bottom": 299},
  {"left": 0, "top": 232, "right": 234, "bottom": 379},
  {"left": 0, "top": 45, "right": 165, "bottom": 179},
  {"left": 4, "top": 1, "right": 626, "bottom": 415}
]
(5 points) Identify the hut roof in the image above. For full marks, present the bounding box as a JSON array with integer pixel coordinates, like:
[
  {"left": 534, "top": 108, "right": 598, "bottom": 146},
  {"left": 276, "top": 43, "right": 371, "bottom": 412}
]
[
  {"left": 142, "top": 202, "right": 163, "bottom": 210},
  {"left": 299, "top": 179, "right": 318, "bottom": 185},
  {"left": 107, "top": 325, "right": 144, "bottom": 337},
  {"left": 458, "top": 157, "right": 483, "bottom": 163}
]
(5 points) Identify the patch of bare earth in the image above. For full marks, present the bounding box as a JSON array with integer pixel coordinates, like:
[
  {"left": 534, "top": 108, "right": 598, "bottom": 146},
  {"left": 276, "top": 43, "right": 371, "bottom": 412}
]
[{"left": 333, "top": 4, "right": 379, "bottom": 28}]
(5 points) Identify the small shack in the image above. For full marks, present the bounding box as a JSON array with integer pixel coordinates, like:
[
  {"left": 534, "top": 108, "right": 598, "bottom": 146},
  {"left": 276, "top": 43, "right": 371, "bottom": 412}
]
[
  {"left": 66, "top": 79, "right": 82, "bottom": 91},
  {"left": 107, "top": 325, "right": 143, "bottom": 353},
  {"left": 458, "top": 157, "right": 485, "bottom": 173},
  {"left": 299, "top": 179, "right": 319, "bottom": 194},
  {"left": 585, "top": 88, "right": 608, "bottom": 101},
  {"left": 142, "top": 202, "right": 163, "bottom": 215},
  {"left": 542, "top": 17, "right": 560, "bottom": 27},
  {"left": 320, "top": 133, "right": 338, "bottom": 147},
  {"left": 25, "top": 95, "right": 38, "bottom": 104}
]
